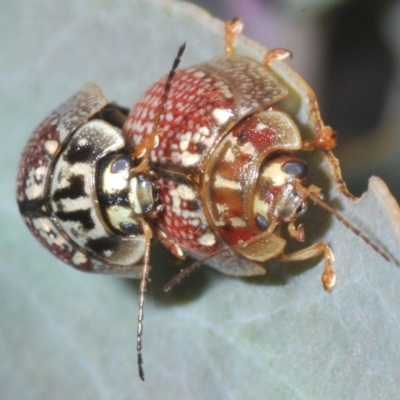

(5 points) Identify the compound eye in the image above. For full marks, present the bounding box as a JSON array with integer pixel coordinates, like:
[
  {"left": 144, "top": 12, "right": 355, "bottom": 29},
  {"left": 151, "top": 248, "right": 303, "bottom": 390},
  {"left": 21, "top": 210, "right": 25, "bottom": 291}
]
[
  {"left": 136, "top": 176, "right": 155, "bottom": 214},
  {"left": 255, "top": 213, "right": 269, "bottom": 232},
  {"left": 282, "top": 160, "right": 308, "bottom": 178},
  {"left": 119, "top": 221, "right": 142, "bottom": 235},
  {"left": 111, "top": 156, "right": 131, "bottom": 173}
]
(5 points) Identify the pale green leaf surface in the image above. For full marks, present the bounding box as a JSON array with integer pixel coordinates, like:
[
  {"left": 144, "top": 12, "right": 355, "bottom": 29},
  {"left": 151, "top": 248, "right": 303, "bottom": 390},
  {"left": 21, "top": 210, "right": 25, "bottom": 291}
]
[{"left": 1, "top": 1, "right": 400, "bottom": 399}]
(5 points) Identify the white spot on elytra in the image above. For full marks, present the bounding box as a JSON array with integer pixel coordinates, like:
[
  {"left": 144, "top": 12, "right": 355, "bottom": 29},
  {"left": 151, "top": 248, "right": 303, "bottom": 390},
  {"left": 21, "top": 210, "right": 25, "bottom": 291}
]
[
  {"left": 146, "top": 122, "right": 154, "bottom": 134},
  {"left": 179, "top": 132, "right": 192, "bottom": 151},
  {"left": 214, "top": 174, "right": 241, "bottom": 190},
  {"left": 230, "top": 217, "right": 246, "bottom": 227},
  {"left": 255, "top": 122, "right": 268, "bottom": 131},
  {"left": 78, "top": 138, "right": 88, "bottom": 147},
  {"left": 171, "top": 185, "right": 196, "bottom": 201},
  {"left": 44, "top": 140, "right": 59, "bottom": 155},
  {"left": 216, "top": 203, "right": 228, "bottom": 214},
  {"left": 198, "top": 233, "right": 216, "bottom": 246},
  {"left": 32, "top": 217, "right": 68, "bottom": 247},
  {"left": 72, "top": 251, "right": 87, "bottom": 265},
  {"left": 181, "top": 151, "right": 200, "bottom": 166},
  {"left": 169, "top": 185, "right": 200, "bottom": 220},
  {"left": 188, "top": 218, "right": 200, "bottom": 227},
  {"left": 212, "top": 108, "right": 233, "bottom": 125},
  {"left": 240, "top": 142, "right": 256, "bottom": 155},
  {"left": 193, "top": 70, "right": 206, "bottom": 78},
  {"left": 192, "top": 133, "right": 200, "bottom": 143},
  {"left": 224, "top": 148, "right": 235, "bottom": 163},
  {"left": 197, "top": 126, "right": 210, "bottom": 137},
  {"left": 25, "top": 166, "right": 48, "bottom": 200}
]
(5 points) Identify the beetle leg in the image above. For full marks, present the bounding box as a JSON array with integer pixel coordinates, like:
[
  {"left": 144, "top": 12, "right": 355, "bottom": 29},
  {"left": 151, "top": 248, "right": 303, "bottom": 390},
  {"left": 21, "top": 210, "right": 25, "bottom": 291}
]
[
  {"left": 288, "top": 221, "right": 305, "bottom": 242},
  {"left": 262, "top": 48, "right": 292, "bottom": 66},
  {"left": 225, "top": 18, "right": 243, "bottom": 55},
  {"left": 301, "top": 125, "right": 337, "bottom": 151},
  {"left": 277, "top": 242, "right": 336, "bottom": 292},
  {"left": 323, "top": 150, "right": 356, "bottom": 199}
]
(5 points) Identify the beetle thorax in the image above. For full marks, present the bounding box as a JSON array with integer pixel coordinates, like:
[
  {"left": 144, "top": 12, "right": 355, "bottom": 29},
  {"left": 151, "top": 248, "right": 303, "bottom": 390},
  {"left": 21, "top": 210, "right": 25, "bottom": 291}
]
[{"left": 97, "top": 153, "right": 157, "bottom": 236}]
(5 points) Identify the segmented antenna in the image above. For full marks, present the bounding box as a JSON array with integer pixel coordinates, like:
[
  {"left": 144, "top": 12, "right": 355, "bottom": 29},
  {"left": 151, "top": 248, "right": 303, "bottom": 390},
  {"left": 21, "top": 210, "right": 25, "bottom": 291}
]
[
  {"left": 304, "top": 184, "right": 392, "bottom": 263},
  {"left": 137, "top": 220, "right": 152, "bottom": 381},
  {"left": 135, "top": 42, "right": 187, "bottom": 172},
  {"left": 135, "top": 43, "right": 186, "bottom": 381},
  {"left": 164, "top": 252, "right": 217, "bottom": 293}
]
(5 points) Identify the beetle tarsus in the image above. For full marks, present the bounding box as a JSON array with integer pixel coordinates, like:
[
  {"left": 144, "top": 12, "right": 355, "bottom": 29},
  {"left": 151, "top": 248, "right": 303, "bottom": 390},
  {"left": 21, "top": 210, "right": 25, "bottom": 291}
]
[
  {"left": 302, "top": 126, "right": 337, "bottom": 151},
  {"left": 225, "top": 18, "right": 243, "bottom": 55},
  {"left": 263, "top": 48, "right": 292, "bottom": 66}
]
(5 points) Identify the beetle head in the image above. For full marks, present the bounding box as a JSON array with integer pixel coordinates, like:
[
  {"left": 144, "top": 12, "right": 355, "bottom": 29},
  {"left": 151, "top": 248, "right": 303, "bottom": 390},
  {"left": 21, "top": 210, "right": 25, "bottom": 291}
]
[
  {"left": 253, "top": 153, "right": 308, "bottom": 236},
  {"left": 97, "top": 153, "right": 159, "bottom": 236}
]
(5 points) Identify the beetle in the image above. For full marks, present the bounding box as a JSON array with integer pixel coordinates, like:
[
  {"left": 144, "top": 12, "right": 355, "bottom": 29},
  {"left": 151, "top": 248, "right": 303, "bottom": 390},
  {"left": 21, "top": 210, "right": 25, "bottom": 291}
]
[
  {"left": 122, "top": 18, "right": 390, "bottom": 292},
  {"left": 16, "top": 45, "right": 185, "bottom": 380},
  {"left": 16, "top": 84, "right": 153, "bottom": 278},
  {"left": 17, "top": 18, "right": 390, "bottom": 380}
]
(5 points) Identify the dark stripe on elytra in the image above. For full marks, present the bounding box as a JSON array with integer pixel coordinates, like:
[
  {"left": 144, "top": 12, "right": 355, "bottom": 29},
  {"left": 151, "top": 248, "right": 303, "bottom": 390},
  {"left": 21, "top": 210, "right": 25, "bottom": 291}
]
[
  {"left": 56, "top": 209, "right": 95, "bottom": 230},
  {"left": 17, "top": 199, "right": 47, "bottom": 218},
  {"left": 64, "top": 142, "right": 93, "bottom": 163},
  {"left": 52, "top": 175, "right": 86, "bottom": 201},
  {"left": 86, "top": 236, "right": 120, "bottom": 254}
]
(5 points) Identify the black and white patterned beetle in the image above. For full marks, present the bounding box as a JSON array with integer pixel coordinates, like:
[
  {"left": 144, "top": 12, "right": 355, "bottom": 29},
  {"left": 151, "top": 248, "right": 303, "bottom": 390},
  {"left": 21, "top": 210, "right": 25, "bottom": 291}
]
[
  {"left": 16, "top": 46, "right": 186, "bottom": 380},
  {"left": 16, "top": 83, "right": 158, "bottom": 277}
]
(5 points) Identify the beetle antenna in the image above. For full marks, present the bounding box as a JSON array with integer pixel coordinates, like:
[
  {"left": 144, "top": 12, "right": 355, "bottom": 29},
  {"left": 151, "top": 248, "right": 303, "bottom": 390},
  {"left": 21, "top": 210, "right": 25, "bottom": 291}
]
[
  {"left": 135, "top": 42, "right": 186, "bottom": 172},
  {"left": 164, "top": 252, "right": 217, "bottom": 292},
  {"left": 134, "top": 43, "right": 186, "bottom": 381},
  {"left": 136, "top": 219, "right": 153, "bottom": 381},
  {"left": 303, "top": 184, "right": 393, "bottom": 264}
]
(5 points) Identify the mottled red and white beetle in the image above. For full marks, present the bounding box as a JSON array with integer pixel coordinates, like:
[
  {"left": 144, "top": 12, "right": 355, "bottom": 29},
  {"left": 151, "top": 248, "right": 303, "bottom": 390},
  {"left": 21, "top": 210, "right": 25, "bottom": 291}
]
[{"left": 17, "top": 18, "right": 390, "bottom": 380}]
